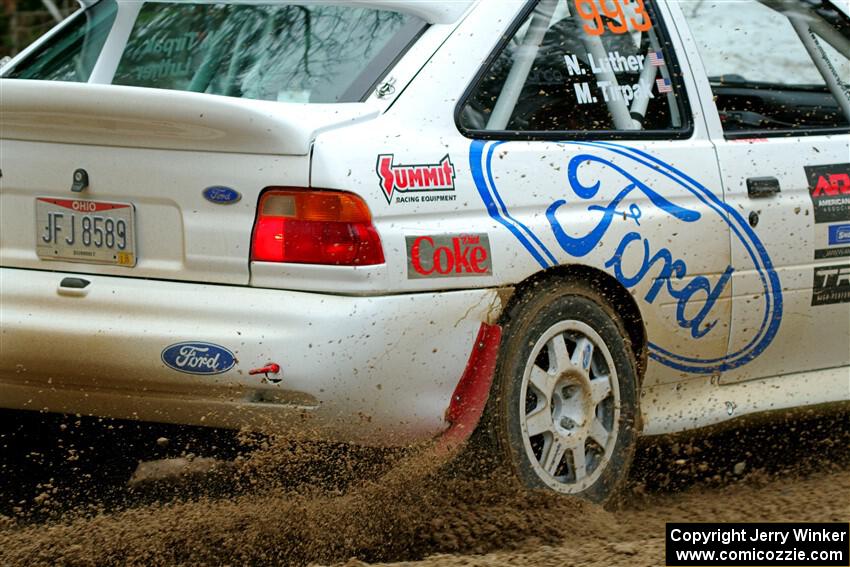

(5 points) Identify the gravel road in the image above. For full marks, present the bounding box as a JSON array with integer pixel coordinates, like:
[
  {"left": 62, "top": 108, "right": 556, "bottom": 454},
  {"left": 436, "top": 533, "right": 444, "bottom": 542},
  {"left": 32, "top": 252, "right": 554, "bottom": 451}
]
[{"left": 0, "top": 407, "right": 847, "bottom": 566}]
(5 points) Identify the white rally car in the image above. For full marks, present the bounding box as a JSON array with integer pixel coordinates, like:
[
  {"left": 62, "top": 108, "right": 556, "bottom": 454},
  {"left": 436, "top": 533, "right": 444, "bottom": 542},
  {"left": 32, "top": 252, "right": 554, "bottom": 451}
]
[{"left": 1, "top": 0, "right": 849, "bottom": 501}]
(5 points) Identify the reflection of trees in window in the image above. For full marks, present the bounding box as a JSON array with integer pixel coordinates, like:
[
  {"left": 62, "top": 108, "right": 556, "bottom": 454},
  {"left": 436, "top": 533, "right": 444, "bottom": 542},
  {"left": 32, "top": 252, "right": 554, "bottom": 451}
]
[
  {"left": 114, "top": 4, "right": 408, "bottom": 102},
  {"left": 249, "top": 6, "right": 406, "bottom": 97},
  {"left": 6, "top": 0, "right": 117, "bottom": 82}
]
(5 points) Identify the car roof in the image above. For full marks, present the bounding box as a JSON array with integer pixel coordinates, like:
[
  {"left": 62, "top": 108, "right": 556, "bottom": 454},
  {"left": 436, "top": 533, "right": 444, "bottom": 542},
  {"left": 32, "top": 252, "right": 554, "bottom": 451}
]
[{"left": 77, "top": 0, "right": 476, "bottom": 24}]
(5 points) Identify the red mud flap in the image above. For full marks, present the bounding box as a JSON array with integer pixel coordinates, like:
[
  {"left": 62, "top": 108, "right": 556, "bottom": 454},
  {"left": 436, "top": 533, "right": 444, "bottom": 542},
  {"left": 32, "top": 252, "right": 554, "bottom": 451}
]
[{"left": 434, "top": 322, "right": 502, "bottom": 458}]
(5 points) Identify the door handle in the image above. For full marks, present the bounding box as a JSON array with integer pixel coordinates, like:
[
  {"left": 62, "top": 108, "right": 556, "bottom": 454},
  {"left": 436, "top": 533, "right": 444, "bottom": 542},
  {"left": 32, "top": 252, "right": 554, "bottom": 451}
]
[
  {"left": 747, "top": 176, "right": 780, "bottom": 198},
  {"left": 58, "top": 276, "right": 91, "bottom": 297}
]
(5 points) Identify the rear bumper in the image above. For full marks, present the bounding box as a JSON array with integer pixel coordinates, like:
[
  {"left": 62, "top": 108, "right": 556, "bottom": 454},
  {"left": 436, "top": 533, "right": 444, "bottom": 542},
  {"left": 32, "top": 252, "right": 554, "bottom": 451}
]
[{"left": 0, "top": 268, "right": 502, "bottom": 445}]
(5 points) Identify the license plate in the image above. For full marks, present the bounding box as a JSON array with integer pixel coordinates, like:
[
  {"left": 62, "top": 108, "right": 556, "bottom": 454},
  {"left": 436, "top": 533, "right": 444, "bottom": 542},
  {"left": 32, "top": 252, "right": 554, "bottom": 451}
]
[{"left": 35, "top": 198, "right": 137, "bottom": 267}]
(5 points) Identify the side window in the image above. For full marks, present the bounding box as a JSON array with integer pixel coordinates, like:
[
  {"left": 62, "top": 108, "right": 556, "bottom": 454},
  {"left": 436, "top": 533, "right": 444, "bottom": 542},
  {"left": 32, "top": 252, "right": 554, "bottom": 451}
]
[
  {"left": 681, "top": 0, "right": 850, "bottom": 136},
  {"left": 4, "top": 0, "right": 117, "bottom": 82},
  {"left": 458, "top": 0, "right": 689, "bottom": 136}
]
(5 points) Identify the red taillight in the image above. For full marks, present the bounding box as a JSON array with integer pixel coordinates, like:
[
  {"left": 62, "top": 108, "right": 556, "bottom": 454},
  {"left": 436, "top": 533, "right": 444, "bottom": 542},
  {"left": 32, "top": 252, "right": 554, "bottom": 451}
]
[{"left": 251, "top": 189, "right": 385, "bottom": 266}]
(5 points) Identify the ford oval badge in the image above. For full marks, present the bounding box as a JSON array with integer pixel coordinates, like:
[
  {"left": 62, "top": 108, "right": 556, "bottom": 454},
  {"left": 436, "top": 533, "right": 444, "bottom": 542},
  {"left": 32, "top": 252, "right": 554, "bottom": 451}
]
[
  {"left": 203, "top": 186, "right": 241, "bottom": 204},
  {"left": 161, "top": 342, "right": 236, "bottom": 375}
]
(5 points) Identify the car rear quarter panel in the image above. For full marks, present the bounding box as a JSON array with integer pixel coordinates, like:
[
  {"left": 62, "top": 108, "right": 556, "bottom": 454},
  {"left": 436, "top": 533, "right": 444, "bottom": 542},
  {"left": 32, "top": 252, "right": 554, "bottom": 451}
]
[{"left": 310, "top": 0, "right": 729, "bottom": 390}]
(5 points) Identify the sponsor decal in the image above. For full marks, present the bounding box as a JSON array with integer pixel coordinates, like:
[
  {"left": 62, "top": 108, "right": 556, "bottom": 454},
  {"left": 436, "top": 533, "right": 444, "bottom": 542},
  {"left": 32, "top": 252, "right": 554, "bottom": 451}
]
[
  {"left": 376, "top": 154, "right": 456, "bottom": 204},
  {"left": 575, "top": 0, "right": 652, "bottom": 36},
  {"left": 829, "top": 224, "right": 850, "bottom": 246},
  {"left": 808, "top": 30, "right": 850, "bottom": 104},
  {"left": 470, "top": 140, "right": 783, "bottom": 374},
  {"left": 406, "top": 234, "right": 492, "bottom": 279},
  {"left": 202, "top": 186, "right": 241, "bottom": 204},
  {"left": 805, "top": 163, "right": 850, "bottom": 223},
  {"left": 161, "top": 342, "right": 236, "bottom": 375},
  {"left": 812, "top": 264, "right": 850, "bottom": 306},
  {"left": 564, "top": 52, "right": 656, "bottom": 105},
  {"left": 815, "top": 247, "right": 850, "bottom": 260}
]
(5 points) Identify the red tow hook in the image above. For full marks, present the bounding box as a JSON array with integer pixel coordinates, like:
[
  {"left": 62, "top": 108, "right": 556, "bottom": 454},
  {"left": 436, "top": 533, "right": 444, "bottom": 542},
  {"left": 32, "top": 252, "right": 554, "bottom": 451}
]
[{"left": 249, "top": 363, "right": 282, "bottom": 383}]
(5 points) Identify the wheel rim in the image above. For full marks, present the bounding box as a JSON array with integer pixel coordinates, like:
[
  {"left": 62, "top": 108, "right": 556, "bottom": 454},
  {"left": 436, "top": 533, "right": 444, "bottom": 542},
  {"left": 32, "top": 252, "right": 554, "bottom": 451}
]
[{"left": 518, "top": 320, "right": 620, "bottom": 493}]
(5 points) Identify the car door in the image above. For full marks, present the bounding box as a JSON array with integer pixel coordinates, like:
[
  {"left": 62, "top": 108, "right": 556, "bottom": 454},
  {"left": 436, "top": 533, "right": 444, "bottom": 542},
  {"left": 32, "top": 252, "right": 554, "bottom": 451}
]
[
  {"left": 675, "top": 0, "right": 850, "bottom": 383},
  {"left": 445, "top": 0, "right": 737, "bottom": 386}
]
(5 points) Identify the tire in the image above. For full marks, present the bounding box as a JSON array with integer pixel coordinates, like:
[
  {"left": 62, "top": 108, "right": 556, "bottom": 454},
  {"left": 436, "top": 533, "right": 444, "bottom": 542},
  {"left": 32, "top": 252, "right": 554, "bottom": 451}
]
[{"left": 487, "top": 277, "right": 639, "bottom": 503}]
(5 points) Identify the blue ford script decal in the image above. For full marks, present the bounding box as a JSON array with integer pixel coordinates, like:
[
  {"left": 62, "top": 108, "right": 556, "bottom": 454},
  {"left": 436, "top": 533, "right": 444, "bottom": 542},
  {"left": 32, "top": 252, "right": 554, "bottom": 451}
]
[
  {"left": 470, "top": 140, "right": 783, "bottom": 374},
  {"left": 202, "top": 186, "right": 241, "bottom": 204},
  {"left": 161, "top": 342, "right": 236, "bottom": 375}
]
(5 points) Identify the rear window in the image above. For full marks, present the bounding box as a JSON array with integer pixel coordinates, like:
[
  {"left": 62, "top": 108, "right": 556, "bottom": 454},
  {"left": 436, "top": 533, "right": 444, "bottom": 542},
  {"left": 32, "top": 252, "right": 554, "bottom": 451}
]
[
  {"left": 3, "top": 1, "right": 118, "bottom": 83},
  {"left": 5, "top": 1, "right": 425, "bottom": 103}
]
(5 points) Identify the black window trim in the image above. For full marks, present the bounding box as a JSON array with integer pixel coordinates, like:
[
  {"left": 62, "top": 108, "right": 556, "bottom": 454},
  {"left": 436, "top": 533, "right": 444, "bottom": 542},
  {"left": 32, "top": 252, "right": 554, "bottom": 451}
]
[
  {"left": 723, "top": 126, "right": 850, "bottom": 140},
  {"left": 453, "top": 0, "right": 695, "bottom": 141},
  {"left": 351, "top": 19, "right": 429, "bottom": 103}
]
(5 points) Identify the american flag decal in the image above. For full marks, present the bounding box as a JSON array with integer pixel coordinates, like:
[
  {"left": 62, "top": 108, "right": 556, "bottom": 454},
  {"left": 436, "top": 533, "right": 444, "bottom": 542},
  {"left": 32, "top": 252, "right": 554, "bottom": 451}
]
[
  {"left": 656, "top": 78, "right": 672, "bottom": 93},
  {"left": 647, "top": 50, "right": 665, "bottom": 66}
]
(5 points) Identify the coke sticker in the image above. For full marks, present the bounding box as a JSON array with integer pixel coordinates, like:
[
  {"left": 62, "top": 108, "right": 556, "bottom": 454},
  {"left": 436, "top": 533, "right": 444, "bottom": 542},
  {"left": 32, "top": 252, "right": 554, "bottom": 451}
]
[{"left": 405, "top": 234, "right": 492, "bottom": 279}]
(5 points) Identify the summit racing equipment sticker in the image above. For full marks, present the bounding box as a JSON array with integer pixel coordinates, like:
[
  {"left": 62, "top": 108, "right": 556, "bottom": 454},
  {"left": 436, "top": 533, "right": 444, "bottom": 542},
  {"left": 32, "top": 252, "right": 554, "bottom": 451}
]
[
  {"left": 812, "top": 264, "right": 850, "bottom": 306},
  {"left": 805, "top": 163, "right": 850, "bottom": 224},
  {"left": 406, "top": 234, "right": 492, "bottom": 279},
  {"left": 376, "top": 154, "right": 456, "bottom": 204}
]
